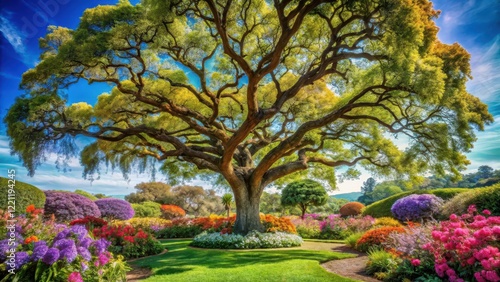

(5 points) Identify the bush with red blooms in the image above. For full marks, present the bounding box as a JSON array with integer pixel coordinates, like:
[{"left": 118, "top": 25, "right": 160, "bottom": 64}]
[
  {"left": 160, "top": 204, "right": 186, "bottom": 219},
  {"left": 422, "top": 205, "right": 500, "bottom": 282},
  {"left": 93, "top": 225, "right": 164, "bottom": 259},
  {"left": 356, "top": 226, "right": 405, "bottom": 252},
  {"left": 70, "top": 216, "right": 108, "bottom": 231},
  {"left": 339, "top": 202, "right": 365, "bottom": 217}
]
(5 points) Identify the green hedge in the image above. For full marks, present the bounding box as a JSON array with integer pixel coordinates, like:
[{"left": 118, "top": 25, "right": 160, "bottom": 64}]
[
  {"left": 440, "top": 184, "right": 500, "bottom": 218},
  {"left": 132, "top": 201, "right": 162, "bottom": 218},
  {"left": 74, "top": 189, "right": 98, "bottom": 201},
  {"left": 362, "top": 188, "right": 469, "bottom": 218},
  {"left": 0, "top": 177, "right": 46, "bottom": 213}
]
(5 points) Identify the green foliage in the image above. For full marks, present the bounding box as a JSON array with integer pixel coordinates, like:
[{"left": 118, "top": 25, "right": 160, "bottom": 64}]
[
  {"left": 155, "top": 225, "right": 203, "bottom": 239},
  {"left": 440, "top": 184, "right": 500, "bottom": 218},
  {"left": 366, "top": 248, "right": 399, "bottom": 277},
  {"left": 125, "top": 182, "right": 173, "bottom": 204},
  {"left": 0, "top": 177, "right": 45, "bottom": 213},
  {"left": 131, "top": 201, "right": 162, "bottom": 218},
  {"left": 344, "top": 232, "right": 364, "bottom": 249},
  {"left": 309, "top": 197, "right": 349, "bottom": 215},
  {"left": 362, "top": 188, "right": 468, "bottom": 218},
  {"left": 281, "top": 180, "right": 328, "bottom": 217},
  {"left": 74, "top": 189, "right": 98, "bottom": 200}
]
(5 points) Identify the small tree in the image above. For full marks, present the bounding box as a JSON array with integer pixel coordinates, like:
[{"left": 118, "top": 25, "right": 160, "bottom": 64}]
[
  {"left": 222, "top": 193, "right": 233, "bottom": 218},
  {"left": 281, "top": 180, "right": 328, "bottom": 218}
]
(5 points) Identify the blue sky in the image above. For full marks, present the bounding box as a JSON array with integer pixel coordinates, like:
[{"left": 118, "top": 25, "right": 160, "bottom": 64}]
[{"left": 0, "top": 0, "right": 499, "bottom": 195}]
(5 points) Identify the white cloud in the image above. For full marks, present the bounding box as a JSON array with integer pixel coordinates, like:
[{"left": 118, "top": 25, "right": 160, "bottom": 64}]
[
  {"left": 0, "top": 15, "right": 27, "bottom": 60},
  {"left": 467, "top": 36, "right": 500, "bottom": 102}
]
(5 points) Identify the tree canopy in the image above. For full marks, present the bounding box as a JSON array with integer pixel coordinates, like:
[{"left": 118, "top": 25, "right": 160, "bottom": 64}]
[
  {"left": 5, "top": 0, "right": 492, "bottom": 234},
  {"left": 281, "top": 179, "right": 328, "bottom": 218}
]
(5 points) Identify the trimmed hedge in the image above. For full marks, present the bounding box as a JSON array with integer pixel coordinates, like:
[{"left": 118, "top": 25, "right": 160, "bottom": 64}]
[
  {"left": 339, "top": 202, "right": 365, "bottom": 217},
  {"left": 362, "top": 188, "right": 468, "bottom": 218},
  {"left": 440, "top": 184, "right": 500, "bottom": 218},
  {"left": 132, "top": 201, "right": 162, "bottom": 218},
  {"left": 0, "top": 177, "right": 45, "bottom": 213}
]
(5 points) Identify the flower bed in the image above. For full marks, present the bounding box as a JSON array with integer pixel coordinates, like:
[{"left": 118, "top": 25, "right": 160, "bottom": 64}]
[
  {"left": 0, "top": 207, "right": 128, "bottom": 281},
  {"left": 191, "top": 231, "right": 303, "bottom": 249},
  {"left": 291, "top": 214, "right": 374, "bottom": 240}
]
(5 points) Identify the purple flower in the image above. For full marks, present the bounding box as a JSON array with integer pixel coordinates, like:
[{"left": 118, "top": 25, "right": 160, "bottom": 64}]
[
  {"left": 78, "top": 237, "right": 93, "bottom": 249},
  {"left": 32, "top": 241, "right": 49, "bottom": 261},
  {"left": 91, "top": 239, "right": 111, "bottom": 255},
  {"left": 98, "top": 252, "right": 110, "bottom": 266},
  {"left": 81, "top": 261, "right": 88, "bottom": 272},
  {"left": 95, "top": 198, "right": 135, "bottom": 220},
  {"left": 5, "top": 251, "right": 30, "bottom": 270},
  {"left": 77, "top": 247, "right": 91, "bottom": 261},
  {"left": 68, "top": 271, "right": 84, "bottom": 282},
  {"left": 42, "top": 248, "right": 60, "bottom": 265},
  {"left": 54, "top": 229, "right": 71, "bottom": 241},
  {"left": 0, "top": 239, "right": 10, "bottom": 261},
  {"left": 44, "top": 191, "right": 101, "bottom": 222},
  {"left": 391, "top": 194, "right": 444, "bottom": 221},
  {"left": 70, "top": 225, "right": 88, "bottom": 240},
  {"left": 56, "top": 240, "right": 77, "bottom": 263}
]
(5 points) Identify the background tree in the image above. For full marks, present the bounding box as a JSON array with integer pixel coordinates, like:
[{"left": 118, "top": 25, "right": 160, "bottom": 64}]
[
  {"left": 370, "top": 183, "right": 403, "bottom": 202},
  {"left": 125, "top": 182, "right": 174, "bottom": 204},
  {"left": 93, "top": 193, "right": 109, "bottom": 199},
  {"left": 170, "top": 185, "right": 206, "bottom": 215},
  {"left": 221, "top": 193, "right": 233, "bottom": 217},
  {"left": 309, "top": 197, "right": 349, "bottom": 214},
  {"left": 477, "top": 165, "right": 494, "bottom": 180},
  {"left": 260, "top": 192, "right": 286, "bottom": 215},
  {"left": 281, "top": 180, "right": 328, "bottom": 218},
  {"left": 5, "top": 0, "right": 492, "bottom": 234},
  {"left": 358, "top": 177, "right": 376, "bottom": 204}
]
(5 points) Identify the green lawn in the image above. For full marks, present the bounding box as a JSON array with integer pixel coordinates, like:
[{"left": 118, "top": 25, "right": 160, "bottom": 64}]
[{"left": 131, "top": 239, "right": 359, "bottom": 282}]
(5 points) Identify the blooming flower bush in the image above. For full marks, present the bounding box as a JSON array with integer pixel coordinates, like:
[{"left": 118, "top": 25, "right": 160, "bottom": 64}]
[
  {"left": 160, "top": 204, "right": 186, "bottom": 219},
  {"left": 114, "top": 217, "right": 171, "bottom": 233},
  {"left": 391, "top": 194, "right": 443, "bottom": 222},
  {"left": 356, "top": 226, "right": 405, "bottom": 252},
  {"left": 95, "top": 198, "right": 135, "bottom": 220},
  {"left": 191, "top": 230, "right": 303, "bottom": 249},
  {"left": 0, "top": 213, "right": 129, "bottom": 282},
  {"left": 423, "top": 206, "right": 500, "bottom": 282},
  {"left": 93, "top": 224, "right": 164, "bottom": 259},
  {"left": 70, "top": 216, "right": 108, "bottom": 231},
  {"left": 44, "top": 191, "right": 101, "bottom": 222}
]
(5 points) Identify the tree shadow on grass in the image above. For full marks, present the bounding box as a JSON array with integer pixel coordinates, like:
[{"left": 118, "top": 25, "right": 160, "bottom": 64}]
[{"left": 131, "top": 240, "right": 354, "bottom": 277}]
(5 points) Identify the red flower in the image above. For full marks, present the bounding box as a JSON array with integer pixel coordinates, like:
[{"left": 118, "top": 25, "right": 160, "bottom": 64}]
[{"left": 26, "top": 204, "right": 36, "bottom": 213}]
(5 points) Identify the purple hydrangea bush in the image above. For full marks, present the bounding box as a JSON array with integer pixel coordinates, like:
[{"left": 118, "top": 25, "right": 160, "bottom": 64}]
[
  {"left": 95, "top": 198, "right": 135, "bottom": 220},
  {"left": 44, "top": 191, "right": 101, "bottom": 222},
  {"left": 391, "top": 194, "right": 444, "bottom": 222}
]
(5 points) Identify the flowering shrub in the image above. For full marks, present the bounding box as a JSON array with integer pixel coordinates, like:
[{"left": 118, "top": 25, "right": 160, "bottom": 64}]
[
  {"left": 70, "top": 216, "right": 108, "bottom": 231},
  {"left": 114, "top": 217, "right": 171, "bottom": 233},
  {"left": 290, "top": 217, "right": 321, "bottom": 238},
  {"left": 95, "top": 198, "right": 135, "bottom": 220},
  {"left": 260, "top": 214, "right": 297, "bottom": 234},
  {"left": 391, "top": 194, "right": 443, "bottom": 222},
  {"left": 160, "top": 204, "right": 186, "bottom": 219},
  {"left": 0, "top": 219, "right": 129, "bottom": 281},
  {"left": 320, "top": 215, "right": 375, "bottom": 240},
  {"left": 93, "top": 225, "right": 164, "bottom": 259},
  {"left": 373, "top": 217, "right": 402, "bottom": 228},
  {"left": 339, "top": 202, "right": 365, "bottom": 217},
  {"left": 44, "top": 191, "right": 101, "bottom": 222},
  {"left": 191, "top": 230, "right": 303, "bottom": 249},
  {"left": 356, "top": 226, "right": 405, "bottom": 252},
  {"left": 422, "top": 206, "right": 500, "bottom": 281}
]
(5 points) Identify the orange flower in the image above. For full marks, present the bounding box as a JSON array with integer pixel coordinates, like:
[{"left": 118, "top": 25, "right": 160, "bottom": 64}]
[
  {"left": 24, "top": 235, "right": 39, "bottom": 244},
  {"left": 26, "top": 204, "right": 36, "bottom": 213}
]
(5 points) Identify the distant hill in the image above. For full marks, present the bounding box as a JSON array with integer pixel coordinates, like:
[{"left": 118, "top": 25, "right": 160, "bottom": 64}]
[{"left": 331, "top": 192, "right": 362, "bottom": 201}]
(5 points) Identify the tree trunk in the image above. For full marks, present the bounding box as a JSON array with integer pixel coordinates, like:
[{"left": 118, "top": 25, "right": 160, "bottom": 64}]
[
  {"left": 226, "top": 206, "right": 230, "bottom": 218},
  {"left": 233, "top": 188, "right": 265, "bottom": 235}
]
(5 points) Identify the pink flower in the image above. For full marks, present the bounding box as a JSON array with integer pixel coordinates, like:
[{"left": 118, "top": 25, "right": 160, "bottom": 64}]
[
  {"left": 454, "top": 228, "right": 468, "bottom": 236},
  {"left": 468, "top": 205, "right": 477, "bottom": 214},
  {"left": 482, "top": 210, "right": 492, "bottom": 216},
  {"left": 68, "top": 272, "right": 83, "bottom": 282},
  {"left": 450, "top": 214, "right": 459, "bottom": 221},
  {"left": 411, "top": 259, "right": 421, "bottom": 267}
]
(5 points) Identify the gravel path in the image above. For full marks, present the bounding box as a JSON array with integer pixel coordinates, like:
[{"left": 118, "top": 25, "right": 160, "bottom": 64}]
[{"left": 321, "top": 244, "right": 379, "bottom": 282}]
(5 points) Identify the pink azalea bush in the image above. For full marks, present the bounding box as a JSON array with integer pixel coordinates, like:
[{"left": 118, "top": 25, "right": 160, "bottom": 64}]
[{"left": 423, "top": 205, "right": 500, "bottom": 282}]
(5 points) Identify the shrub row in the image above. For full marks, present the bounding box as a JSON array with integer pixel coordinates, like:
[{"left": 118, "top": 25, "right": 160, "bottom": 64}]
[{"left": 191, "top": 231, "right": 303, "bottom": 249}]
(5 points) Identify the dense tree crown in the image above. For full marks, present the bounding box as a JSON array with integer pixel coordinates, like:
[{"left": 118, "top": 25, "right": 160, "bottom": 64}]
[
  {"left": 5, "top": 0, "right": 492, "bottom": 233},
  {"left": 281, "top": 180, "right": 328, "bottom": 218}
]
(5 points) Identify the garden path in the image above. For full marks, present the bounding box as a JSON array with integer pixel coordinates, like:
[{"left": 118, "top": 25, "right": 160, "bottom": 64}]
[{"left": 321, "top": 243, "right": 379, "bottom": 282}]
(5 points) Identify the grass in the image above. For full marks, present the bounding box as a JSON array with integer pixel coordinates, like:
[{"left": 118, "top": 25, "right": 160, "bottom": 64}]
[{"left": 131, "top": 239, "right": 359, "bottom": 282}]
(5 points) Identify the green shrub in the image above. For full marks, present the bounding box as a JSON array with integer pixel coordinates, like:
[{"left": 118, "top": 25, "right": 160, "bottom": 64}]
[
  {"left": 366, "top": 248, "right": 399, "bottom": 277},
  {"left": 74, "top": 189, "right": 98, "bottom": 200},
  {"left": 362, "top": 188, "right": 468, "bottom": 218},
  {"left": 132, "top": 201, "right": 162, "bottom": 218},
  {"left": 440, "top": 184, "right": 500, "bottom": 218},
  {"left": 296, "top": 225, "right": 321, "bottom": 239},
  {"left": 344, "top": 232, "right": 363, "bottom": 248},
  {"left": 0, "top": 177, "right": 45, "bottom": 213},
  {"left": 156, "top": 225, "right": 204, "bottom": 238}
]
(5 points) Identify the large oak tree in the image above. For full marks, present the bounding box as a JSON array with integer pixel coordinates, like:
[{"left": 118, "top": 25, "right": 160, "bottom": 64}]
[{"left": 5, "top": 0, "right": 492, "bottom": 234}]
